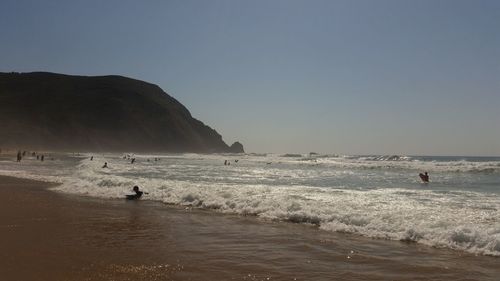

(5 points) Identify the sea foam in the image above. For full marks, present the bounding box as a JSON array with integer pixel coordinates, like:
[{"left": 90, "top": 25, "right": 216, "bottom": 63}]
[{"left": 2, "top": 153, "right": 499, "bottom": 256}]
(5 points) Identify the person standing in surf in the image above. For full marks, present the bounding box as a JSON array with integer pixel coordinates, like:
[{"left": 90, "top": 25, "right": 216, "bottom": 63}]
[{"left": 419, "top": 172, "right": 429, "bottom": 183}]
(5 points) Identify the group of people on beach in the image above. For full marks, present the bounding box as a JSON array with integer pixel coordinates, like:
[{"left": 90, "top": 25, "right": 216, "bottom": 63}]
[
  {"left": 15, "top": 150, "right": 47, "bottom": 162},
  {"left": 224, "top": 159, "right": 239, "bottom": 166}
]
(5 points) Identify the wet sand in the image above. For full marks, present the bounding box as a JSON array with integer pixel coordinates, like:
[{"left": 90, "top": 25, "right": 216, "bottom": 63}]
[{"left": 1, "top": 175, "right": 499, "bottom": 281}]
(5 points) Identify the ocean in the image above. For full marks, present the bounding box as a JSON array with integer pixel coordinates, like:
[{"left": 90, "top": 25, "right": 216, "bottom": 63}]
[{"left": 1, "top": 152, "right": 499, "bottom": 257}]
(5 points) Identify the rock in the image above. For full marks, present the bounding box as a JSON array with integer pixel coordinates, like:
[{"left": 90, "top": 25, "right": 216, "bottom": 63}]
[{"left": 229, "top": 141, "right": 244, "bottom": 153}]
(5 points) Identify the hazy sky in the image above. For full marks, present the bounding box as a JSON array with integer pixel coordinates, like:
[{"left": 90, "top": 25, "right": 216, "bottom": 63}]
[{"left": 1, "top": 0, "right": 499, "bottom": 155}]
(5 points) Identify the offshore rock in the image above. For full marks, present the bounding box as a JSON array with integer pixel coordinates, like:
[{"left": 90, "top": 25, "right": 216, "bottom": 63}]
[{"left": 229, "top": 141, "right": 244, "bottom": 153}]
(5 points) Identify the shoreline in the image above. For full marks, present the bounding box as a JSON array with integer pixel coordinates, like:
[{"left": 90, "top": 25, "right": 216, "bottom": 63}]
[{"left": 1, "top": 175, "right": 499, "bottom": 280}]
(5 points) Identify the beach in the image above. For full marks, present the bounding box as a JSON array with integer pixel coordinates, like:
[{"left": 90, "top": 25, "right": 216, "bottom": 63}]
[{"left": 1, "top": 174, "right": 499, "bottom": 281}]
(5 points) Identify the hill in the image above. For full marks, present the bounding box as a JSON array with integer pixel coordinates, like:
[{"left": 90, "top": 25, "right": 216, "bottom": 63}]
[{"left": 0, "top": 72, "right": 244, "bottom": 153}]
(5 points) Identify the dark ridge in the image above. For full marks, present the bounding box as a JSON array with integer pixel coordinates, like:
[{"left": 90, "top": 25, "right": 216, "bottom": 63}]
[{"left": 0, "top": 71, "right": 243, "bottom": 153}]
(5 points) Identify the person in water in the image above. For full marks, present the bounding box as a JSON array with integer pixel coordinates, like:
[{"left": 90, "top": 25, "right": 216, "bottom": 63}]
[
  {"left": 102, "top": 162, "right": 108, "bottom": 168},
  {"left": 126, "top": 186, "right": 147, "bottom": 200},
  {"left": 419, "top": 172, "right": 429, "bottom": 183}
]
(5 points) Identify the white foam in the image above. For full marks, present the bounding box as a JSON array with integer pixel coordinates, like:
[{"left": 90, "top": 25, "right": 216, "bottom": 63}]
[{"left": 2, "top": 153, "right": 500, "bottom": 256}]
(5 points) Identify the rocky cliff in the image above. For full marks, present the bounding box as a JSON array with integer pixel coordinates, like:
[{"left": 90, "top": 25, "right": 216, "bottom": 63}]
[{"left": 0, "top": 72, "right": 244, "bottom": 153}]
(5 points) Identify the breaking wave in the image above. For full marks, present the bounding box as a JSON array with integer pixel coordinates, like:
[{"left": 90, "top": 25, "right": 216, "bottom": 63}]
[{"left": 2, "top": 153, "right": 499, "bottom": 257}]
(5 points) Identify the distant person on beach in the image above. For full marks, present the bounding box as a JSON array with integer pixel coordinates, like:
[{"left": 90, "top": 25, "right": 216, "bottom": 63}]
[
  {"left": 16, "top": 151, "right": 22, "bottom": 162},
  {"left": 126, "top": 185, "right": 147, "bottom": 200},
  {"left": 90, "top": 156, "right": 93, "bottom": 161},
  {"left": 102, "top": 162, "right": 108, "bottom": 168},
  {"left": 131, "top": 158, "right": 135, "bottom": 164},
  {"left": 419, "top": 172, "right": 429, "bottom": 183},
  {"left": 41, "top": 155, "right": 44, "bottom": 162}
]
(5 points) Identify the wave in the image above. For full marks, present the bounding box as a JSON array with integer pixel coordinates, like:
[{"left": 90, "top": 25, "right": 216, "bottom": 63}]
[
  {"left": 0, "top": 169, "right": 64, "bottom": 184},
  {"left": 247, "top": 153, "right": 268, "bottom": 157},
  {"left": 359, "top": 155, "right": 414, "bottom": 161},
  {"left": 167, "top": 188, "right": 500, "bottom": 256},
  {"left": 309, "top": 157, "right": 500, "bottom": 174},
  {"left": 3, "top": 154, "right": 500, "bottom": 257},
  {"left": 45, "top": 158, "right": 500, "bottom": 257},
  {"left": 280, "top": 154, "right": 304, "bottom": 157}
]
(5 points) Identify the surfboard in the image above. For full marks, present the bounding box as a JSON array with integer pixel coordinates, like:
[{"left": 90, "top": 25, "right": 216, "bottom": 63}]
[{"left": 126, "top": 194, "right": 139, "bottom": 200}]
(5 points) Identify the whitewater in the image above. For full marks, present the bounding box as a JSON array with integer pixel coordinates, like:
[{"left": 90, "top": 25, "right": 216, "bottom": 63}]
[{"left": 1, "top": 153, "right": 499, "bottom": 257}]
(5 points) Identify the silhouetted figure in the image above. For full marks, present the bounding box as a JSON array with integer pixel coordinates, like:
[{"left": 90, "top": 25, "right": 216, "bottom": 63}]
[
  {"left": 90, "top": 156, "right": 93, "bottom": 161},
  {"left": 131, "top": 158, "right": 136, "bottom": 164},
  {"left": 32, "top": 152, "right": 36, "bottom": 156},
  {"left": 224, "top": 160, "right": 227, "bottom": 165},
  {"left": 126, "top": 185, "right": 147, "bottom": 200},
  {"left": 419, "top": 172, "right": 429, "bottom": 183},
  {"left": 235, "top": 159, "right": 239, "bottom": 163},
  {"left": 36, "top": 155, "right": 39, "bottom": 160},
  {"left": 41, "top": 155, "right": 44, "bottom": 162},
  {"left": 102, "top": 162, "right": 108, "bottom": 168},
  {"left": 16, "top": 151, "right": 22, "bottom": 162}
]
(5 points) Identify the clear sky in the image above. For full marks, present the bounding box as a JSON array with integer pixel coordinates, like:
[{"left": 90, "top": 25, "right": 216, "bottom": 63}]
[{"left": 1, "top": 0, "right": 499, "bottom": 155}]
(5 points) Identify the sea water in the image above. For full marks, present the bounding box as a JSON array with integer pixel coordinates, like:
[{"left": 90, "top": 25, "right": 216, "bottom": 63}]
[{"left": 1, "top": 153, "right": 499, "bottom": 257}]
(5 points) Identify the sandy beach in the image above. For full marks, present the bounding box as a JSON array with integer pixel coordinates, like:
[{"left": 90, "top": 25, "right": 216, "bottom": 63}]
[{"left": 0, "top": 175, "right": 498, "bottom": 281}]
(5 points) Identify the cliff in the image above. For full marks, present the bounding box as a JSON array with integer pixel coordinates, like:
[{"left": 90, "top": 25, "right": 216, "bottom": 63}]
[{"left": 0, "top": 72, "right": 243, "bottom": 153}]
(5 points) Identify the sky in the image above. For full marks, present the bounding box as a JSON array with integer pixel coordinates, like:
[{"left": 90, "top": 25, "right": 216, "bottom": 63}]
[{"left": 1, "top": 0, "right": 499, "bottom": 155}]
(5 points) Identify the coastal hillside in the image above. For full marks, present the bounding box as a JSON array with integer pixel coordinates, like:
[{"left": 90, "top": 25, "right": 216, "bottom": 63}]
[{"left": 0, "top": 72, "right": 243, "bottom": 153}]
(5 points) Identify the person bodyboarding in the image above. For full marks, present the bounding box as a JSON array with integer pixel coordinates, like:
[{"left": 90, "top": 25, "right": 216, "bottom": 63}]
[{"left": 126, "top": 185, "right": 148, "bottom": 200}]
